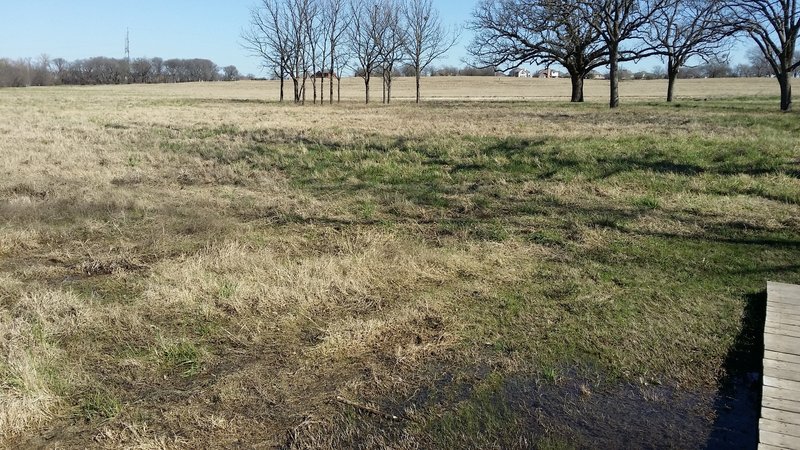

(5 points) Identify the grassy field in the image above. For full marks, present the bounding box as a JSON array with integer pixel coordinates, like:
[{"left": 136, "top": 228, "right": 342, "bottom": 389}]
[
  {"left": 1, "top": 78, "right": 798, "bottom": 448},
  {"left": 42, "top": 76, "right": 781, "bottom": 102}
]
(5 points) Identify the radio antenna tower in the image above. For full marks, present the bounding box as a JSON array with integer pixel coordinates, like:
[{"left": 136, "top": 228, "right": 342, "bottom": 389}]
[{"left": 125, "top": 28, "right": 130, "bottom": 63}]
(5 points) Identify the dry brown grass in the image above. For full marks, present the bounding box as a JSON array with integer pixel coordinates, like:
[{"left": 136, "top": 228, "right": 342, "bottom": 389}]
[
  {"left": 0, "top": 79, "right": 797, "bottom": 447},
  {"left": 27, "top": 76, "right": 779, "bottom": 103}
]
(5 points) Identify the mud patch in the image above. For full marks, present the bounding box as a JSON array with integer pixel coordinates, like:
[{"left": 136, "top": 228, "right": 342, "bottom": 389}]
[
  {"left": 524, "top": 376, "right": 757, "bottom": 448},
  {"left": 410, "top": 368, "right": 760, "bottom": 449}
]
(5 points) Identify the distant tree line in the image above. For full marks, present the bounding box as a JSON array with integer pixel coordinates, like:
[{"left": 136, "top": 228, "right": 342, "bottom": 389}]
[
  {"left": 423, "top": 53, "right": 788, "bottom": 80},
  {"left": 349, "top": 63, "right": 496, "bottom": 78},
  {"left": 0, "top": 55, "right": 240, "bottom": 87},
  {"left": 423, "top": 65, "right": 497, "bottom": 77},
  {"left": 469, "top": 0, "right": 800, "bottom": 111},
  {"left": 614, "top": 49, "right": 797, "bottom": 80},
  {"left": 242, "top": 0, "right": 459, "bottom": 104}
]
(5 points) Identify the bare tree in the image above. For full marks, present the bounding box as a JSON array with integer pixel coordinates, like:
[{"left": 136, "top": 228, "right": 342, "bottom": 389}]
[
  {"left": 0, "top": 59, "right": 31, "bottom": 87},
  {"left": 52, "top": 57, "right": 67, "bottom": 84},
  {"left": 150, "top": 57, "right": 165, "bottom": 83},
  {"left": 702, "top": 54, "right": 734, "bottom": 77},
  {"left": 30, "top": 54, "right": 53, "bottom": 86},
  {"left": 469, "top": 0, "right": 608, "bottom": 103},
  {"left": 650, "top": 0, "right": 736, "bottom": 102},
  {"left": 223, "top": 65, "right": 241, "bottom": 81},
  {"left": 242, "top": 0, "right": 291, "bottom": 101},
  {"left": 579, "top": 0, "right": 672, "bottom": 108},
  {"left": 313, "top": 0, "right": 348, "bottom": 104},
  {"left": 378, "top": 0, "right": 406, "bottom": 104},
  {"left": 348, "top": 0, "right": 384, "bottom": 103},
  {"left": 287, "top": 0, "right": 316, "bottom": 103},
  {"left": 332, "top": 44, "right": 351, "bottom": 102},
  {"left": 403, "top": 0, "right": 459, "bottom": 103},
  {"left": 745, "top": 47, "right": 773, "bottom": 77},
  {"left": 0, "top": 56, "right": 226, "bottom": 87},
  {"left": 315, "top": 2, "right": 332, "bottom": 104},
  {"left": 725, "top": 0, "right": 800, "bottom": 111},
  {"left": 131, "top": 58, "right": 153, "bottom": 83},
  {"left": 325, "top": 0, "right": 349, "bottom": 104},
  {"left": 302, "top": 0, "right": 322, "bottom": 104}
]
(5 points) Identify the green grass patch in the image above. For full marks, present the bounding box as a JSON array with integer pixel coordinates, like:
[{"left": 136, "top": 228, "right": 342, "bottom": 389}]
[
  {"left": 78, "top": 390, "right": 122, "bottom": 422},
  {"left": 158, "top": 340, "right": 204, "bottom": 378},
  {"left": 421, "top": 373, "right": 529, "bottom": 448}
]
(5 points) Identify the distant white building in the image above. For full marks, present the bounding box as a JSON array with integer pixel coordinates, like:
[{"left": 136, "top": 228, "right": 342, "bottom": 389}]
[
  {"left": 508, "top": 68, "right": 533, "bottom": 78},
  {"left": 537, "top": 68, "right": 560, "bottom": 79}
]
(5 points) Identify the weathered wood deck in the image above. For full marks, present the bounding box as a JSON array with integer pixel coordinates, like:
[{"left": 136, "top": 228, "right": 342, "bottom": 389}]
[{"left": 760, "top": 282, "right": 800, "bottom": 450}]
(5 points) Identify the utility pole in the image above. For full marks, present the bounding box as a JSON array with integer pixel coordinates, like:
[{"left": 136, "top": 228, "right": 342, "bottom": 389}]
[
  {"left": 124, "top": 28, "right": 131, "bottom": 83},
  {"left": 125, "top": 28, "right": 130, "bottom": 64}
]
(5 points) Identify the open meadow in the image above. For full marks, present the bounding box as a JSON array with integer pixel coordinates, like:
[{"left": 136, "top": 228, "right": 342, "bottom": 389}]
[{"left": 1, "top": 77, "right": 799, "bottom": 448}]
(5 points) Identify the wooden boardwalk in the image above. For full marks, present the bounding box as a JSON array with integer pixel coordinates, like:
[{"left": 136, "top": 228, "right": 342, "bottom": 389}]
[{"left": 761, "top": 282, "right": 800, "bottom": 450}]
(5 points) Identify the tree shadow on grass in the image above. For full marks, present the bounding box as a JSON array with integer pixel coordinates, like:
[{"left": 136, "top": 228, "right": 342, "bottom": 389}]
[{"left": 705, "top": 290, "right": 766, "bottom": 449}]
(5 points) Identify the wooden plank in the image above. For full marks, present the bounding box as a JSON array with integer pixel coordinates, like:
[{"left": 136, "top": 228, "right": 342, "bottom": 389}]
[
  {"left": 766, "top": 351, "right": 800, "bottom": 366},
  {"left": 758, "top": 444, "right": 789, "bottom": 450},
  {"left": 767, "top": 306, "right": 800, "bottom": 319},
  {"left": 764, "top": 361, "right": 800, "bottom": 383},
  {"left": 760, "top": 429, "right": 800, "bottom": 449},
  {"left": 767, "top": 312, "right": 800, "bottom": 324},
  {"left": 762, "top": 283, "right": 800, "bottom": 447},
  {"left": 765, "top": 385, "right": 800, "bottom": 404},
  {"left": 766, "top": 310, "right": 800, "bottom": 326},
  {"left": 769, "top": 304, "right": 800, "bottom": 313},
  {"left": 762, "top": 407, "right": 800, "bottom": 427},
  {"left": 768, "top": 291, "right": 800, "bottom": 302},
  {"left": 764, "top": 369, "right": 800, "bottom": 384},
  {"left": 765, "top": 334, "right": 800, "bottom": 357},
  {"left": 766, "top": 317, "right": 800, "bottom": 329},
  {"left": 768, "top": 294, "right": 800, "bottom": 307},
  {"left": 763, "top": 394, "right": 800, "bottom": 415},
  {"left": 766, "top": 325, "right": 800, "bottom": 339},
  {"left": 769, "top": 281, "right": 800, "bottom": 296},
  {"left": 764, "top": 376, "right": 800, "bottom": 393},
  {"left": 769, "top": 286, "right": 800, "bottom": 297},
  {"left": 760, "top": 418, "right": 800, "bottom": 438},
  {"left": 766, "top": 305, "right": 800, "bottom": 316},
  {"left": 765, "top": 358, "right": 800, "bottom": 374},
  {"left": 766, "top": 312, "right": 800, "bottom": 328},
  {"left": 769, "top": 284, "right": 800, "bottom": 294},
  {"left": 770, "top": 289, "right": 800, "bottom": 297},
  {"left": 768, "top": 299, "right": 800, "bottom": 310}
]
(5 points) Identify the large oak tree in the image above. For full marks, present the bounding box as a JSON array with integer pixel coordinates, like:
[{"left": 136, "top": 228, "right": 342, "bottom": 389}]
[
  {"left": 725, "top": 0, "right": 800, "bottom": 111},
  {"left": 469, "top": 0, "right": 608, "bottom": 103},
  {"left": 650, "top": 0, "right": 736, "bottom": 102},
  {"left": 578, "top": 0, "right": 672, "bottom": 108}
]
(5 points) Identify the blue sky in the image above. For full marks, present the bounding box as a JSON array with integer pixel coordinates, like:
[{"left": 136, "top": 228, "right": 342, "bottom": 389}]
[
  {"left": 0, "top": 0, "right": 474, "bottom": 76},
  {"left": 0, "top": 1, "right": 747, "bottom": 76}
]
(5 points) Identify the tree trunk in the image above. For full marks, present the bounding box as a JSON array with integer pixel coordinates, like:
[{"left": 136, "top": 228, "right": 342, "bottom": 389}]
[
  {"left": 667, "top": 72, "right": 678, "bottom": 103},
  {"left": 337, "top": 76, "right": 341, "bottom": 103},
  {"left": 667, "top": 57, "right": 677, "bottom": 103},
  {"left": 320, "top": 76, "right": 325, "bottom": 104},
  {"left": 293, "top": 78, "right": 300, "bottom": 103},
  {"left": 312, "top": 77, "right": 317, "bottom": 104},
  {"left": 415, "top": 69, "right": 421, "bottom": 104},
  {"left": 330, "top": 49, "right": 335, "bottom": 105},
  {"left": 280, "top": 76, "right": 284, "bottom": 103},
  {"left": 364, "top": 77, "right": 370, "bottom": 104},
  {"left": 569, "top": 72, "right": 584, "bottom": 102},
  {"left": 779, "top": 72, "right": 793, "bottom": 111},
  {"left": 609, "top": 43, "right": 619, "bottom": 109},
  {"left": 387, "top": 77, "right": 392, "bottom": 104}
]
